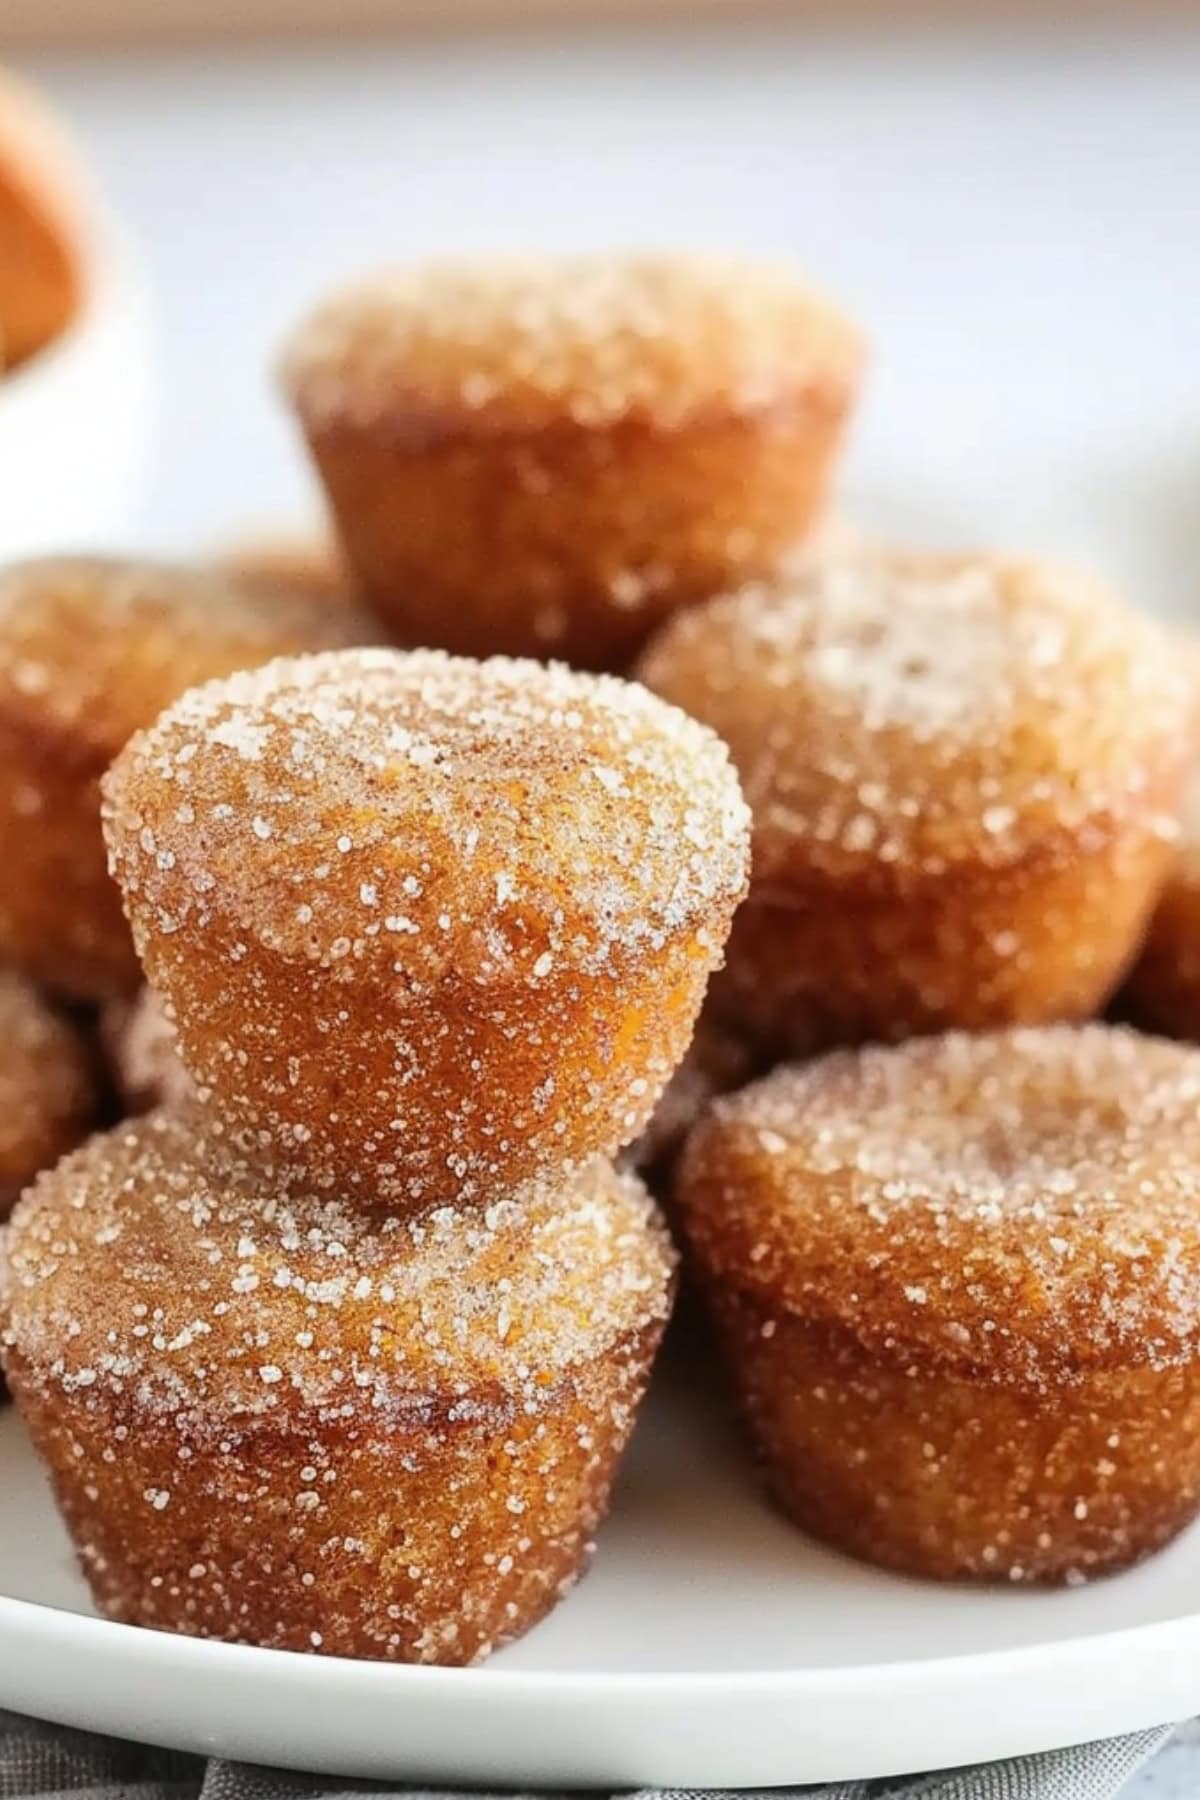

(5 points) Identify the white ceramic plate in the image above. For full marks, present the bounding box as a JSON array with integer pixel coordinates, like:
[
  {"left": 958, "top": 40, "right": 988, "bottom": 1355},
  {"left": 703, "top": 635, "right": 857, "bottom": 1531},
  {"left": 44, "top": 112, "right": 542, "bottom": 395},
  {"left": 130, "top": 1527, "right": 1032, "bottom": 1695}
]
[{"left": 2, "top": 1345, "right": 1200, "bottom": 1789}]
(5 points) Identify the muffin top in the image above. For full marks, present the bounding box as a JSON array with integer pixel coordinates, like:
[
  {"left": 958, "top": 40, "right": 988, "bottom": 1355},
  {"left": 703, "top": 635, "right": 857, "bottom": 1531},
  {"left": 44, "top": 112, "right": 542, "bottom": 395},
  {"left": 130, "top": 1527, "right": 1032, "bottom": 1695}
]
[
  {"left": 102, "top": 646, "right": 750, "bottom": 980},
  {"left": 2, "top": 1106, "right": 676, "bottom": 1433},
  {"left": 676, "top": 1025, "right": 1200, "bottom": 1384},
  {"left": 279, "top": 252, "right": 863, "bottom": 435},
  {"left": 0, "top": 556, "right": 373, "bottom": 773},
  {"left": 639, "top": 552, "right": 1191, "bottom": 884}
]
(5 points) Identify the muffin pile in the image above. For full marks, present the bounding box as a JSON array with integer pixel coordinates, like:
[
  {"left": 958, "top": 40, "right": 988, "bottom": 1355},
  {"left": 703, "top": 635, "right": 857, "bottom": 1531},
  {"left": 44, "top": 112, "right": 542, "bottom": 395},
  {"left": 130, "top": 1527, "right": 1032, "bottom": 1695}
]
[
  {"left": 3, "top": 642, "right": 748, "bottom": 1661},
  {"left": 4, "top": 245, "right": 1200, "bottom": 1666}
]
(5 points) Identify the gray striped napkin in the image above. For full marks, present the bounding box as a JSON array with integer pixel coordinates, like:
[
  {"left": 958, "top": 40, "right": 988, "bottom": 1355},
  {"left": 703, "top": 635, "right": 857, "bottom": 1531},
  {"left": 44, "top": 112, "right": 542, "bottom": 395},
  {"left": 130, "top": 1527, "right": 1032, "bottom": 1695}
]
[{"left": 0, "top": 1709, "right": 1182, "bottom": 1800}]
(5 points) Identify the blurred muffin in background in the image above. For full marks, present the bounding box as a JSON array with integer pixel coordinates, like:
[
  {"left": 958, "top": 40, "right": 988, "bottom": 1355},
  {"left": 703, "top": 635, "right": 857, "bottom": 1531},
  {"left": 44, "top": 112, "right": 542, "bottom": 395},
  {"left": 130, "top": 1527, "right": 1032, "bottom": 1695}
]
[
  {"left": 280, "top": 253, "right": 863, "bottom": 670},
  {"left": 640, "top": 549, "right": 1190, "bottom": 1054},
  {"left": 0, "top": 69, "right": 86, "bottom": 373},
  {"left": 0, "top": 969, "right": 96, "bottom": 1219},
  {"left": 215, "top": 524, "right": 352, "bottom": 610},
  {"left": 0, "top": 555, "right": 377, "bottom": 999}
]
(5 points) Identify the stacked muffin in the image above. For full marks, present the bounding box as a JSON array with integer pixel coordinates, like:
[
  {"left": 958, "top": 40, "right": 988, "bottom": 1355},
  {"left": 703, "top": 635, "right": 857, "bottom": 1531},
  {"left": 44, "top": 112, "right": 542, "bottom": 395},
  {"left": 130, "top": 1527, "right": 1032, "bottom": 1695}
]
[{"left": 3, "top": 645, "right": 749, "bottom": 1661}]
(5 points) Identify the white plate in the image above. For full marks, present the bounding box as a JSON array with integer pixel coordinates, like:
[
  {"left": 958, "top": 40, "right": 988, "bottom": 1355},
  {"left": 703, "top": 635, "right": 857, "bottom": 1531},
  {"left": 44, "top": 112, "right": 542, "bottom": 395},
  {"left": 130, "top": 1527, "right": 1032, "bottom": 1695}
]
[{"left": 2, "top": 1346, "right": 1200, "bottom": 1789}]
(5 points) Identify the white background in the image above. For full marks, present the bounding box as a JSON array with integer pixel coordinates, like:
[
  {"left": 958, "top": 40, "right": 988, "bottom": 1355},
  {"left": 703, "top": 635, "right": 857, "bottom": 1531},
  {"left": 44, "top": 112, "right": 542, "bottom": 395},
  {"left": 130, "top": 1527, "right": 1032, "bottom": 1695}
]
[{"left": 19, "top": 14, "right": 1200, "bottom": 624}]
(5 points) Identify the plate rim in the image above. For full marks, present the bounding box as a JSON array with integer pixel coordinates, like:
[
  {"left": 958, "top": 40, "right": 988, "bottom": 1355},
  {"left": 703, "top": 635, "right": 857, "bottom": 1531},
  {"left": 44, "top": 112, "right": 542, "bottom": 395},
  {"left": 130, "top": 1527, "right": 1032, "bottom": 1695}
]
[{"left": 5, "top": 1582, "right": 1200, "bottom": 1690}]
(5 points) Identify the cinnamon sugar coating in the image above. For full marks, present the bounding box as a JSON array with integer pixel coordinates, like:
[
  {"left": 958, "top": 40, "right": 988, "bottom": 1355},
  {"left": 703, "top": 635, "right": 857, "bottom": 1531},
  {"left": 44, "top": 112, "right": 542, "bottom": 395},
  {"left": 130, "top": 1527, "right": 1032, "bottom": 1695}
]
[
  {"left": 0, "top": 556, "right": 375, "bottom": 998},
  {"left": 675, "top": 1026, "right": 1200, "bottom": 1582},
  {"left": 103, "top": 647, "right": 750, "bottom": 1206},
  {"left": 280, "top": 254, "right": 863, "bottom": 669},
  {"left": 639, "top": 552, "right": 1190, "bottom": 1052},
  {"left": 1, "top": 1108, "right": 675, "bottom": 1661},
  {"left": 0, "top": 970, "right": 95, "bottom": 1219}
]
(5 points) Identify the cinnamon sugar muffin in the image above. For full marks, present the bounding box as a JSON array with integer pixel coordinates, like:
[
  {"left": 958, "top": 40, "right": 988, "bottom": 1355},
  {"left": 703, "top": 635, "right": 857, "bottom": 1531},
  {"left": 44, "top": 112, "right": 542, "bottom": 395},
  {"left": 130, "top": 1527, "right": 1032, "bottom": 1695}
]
[
  {"left": 639, "top": 552, "right": 1190, "bottom": 1053},
  {"left": 0, "top": 557, "right": 375, "bottom": 998},
  {"left": 0, "top": 970, "right": 95, "bottom": 1218},
  {"left": 675, "top": 1025, "right": 1200, "bottom": 1584},
  {"left": 1, "top": 1107, "right": 675, "bottom": 1661},
  {"left": 280, "top": 254, "right": 863, "bottom": 669},
  {"left": 103, "top": 647, "right": 750, "bottom": 1207},
  {"left": 0, "top": 70, "right": 85, "bottom": 370}
]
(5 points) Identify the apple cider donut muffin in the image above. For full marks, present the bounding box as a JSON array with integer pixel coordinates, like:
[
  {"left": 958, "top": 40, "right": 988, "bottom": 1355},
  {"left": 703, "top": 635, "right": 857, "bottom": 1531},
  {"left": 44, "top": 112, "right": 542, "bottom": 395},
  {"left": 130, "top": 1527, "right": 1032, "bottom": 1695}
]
[
  {"left": 0, "top": 970, "right": 95, "bottom": 1219},
  {"left": 1, "top": 1107, "right": 674, "bottom": 1661},
  {"left": 639, "top": 553, "right": 1190, "bottom": 1054},
  {"left": 279, "top": 254, "right": 863, "bottom": 670},
  {"left": 103, "top": 647, "right": 750, "bottom": 1207},
  {"left": 0, "top": 557, "right": 375, "bottom": 999},
  {"left": 676, "top": 1025, "right": 1200, "bottom": 1585}
]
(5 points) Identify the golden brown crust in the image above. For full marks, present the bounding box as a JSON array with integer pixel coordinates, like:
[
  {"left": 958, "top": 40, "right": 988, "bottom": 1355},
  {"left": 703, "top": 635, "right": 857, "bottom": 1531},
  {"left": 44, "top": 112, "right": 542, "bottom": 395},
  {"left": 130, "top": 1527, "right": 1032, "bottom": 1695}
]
[
  {"left": 709, "top": 1294, "right": 1200, "bottom": 1585},
  {"left": 5, "top": 1326, "right": 660, "bottom": 1661},
  {"left": 0, "top": 557, "right": 376, "bottom": 998},
  {"left": 0, "top": 971, "right": 95, "bottom": 1218},
  {"left": 709, "top": 810, "right": 1176, "bottom": 1054},
  {"left": 639, "top": 552, "right": 1190, "bottom": 1048},
  {"left": 676, "top": 1026, "right": 1200, "bottom": 1385},
  {"left": 281, "top": 256, "right": 862, "bottom": 669},
  {"left": 1, "top": 1110, "right": 674, "bottom": 1660},
  {"left": 0, "top": 71, "right": 86, "bottom": 370},
  {"left": 103, "top": 648, "right": 750, "bottom": 1204}
]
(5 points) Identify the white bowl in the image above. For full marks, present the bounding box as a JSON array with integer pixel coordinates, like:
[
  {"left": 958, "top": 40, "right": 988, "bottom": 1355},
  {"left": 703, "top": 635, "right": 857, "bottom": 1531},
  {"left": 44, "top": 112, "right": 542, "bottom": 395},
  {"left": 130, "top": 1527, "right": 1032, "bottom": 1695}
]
[{"left": 0, "top": 209, "right": 152, "bottom": 560}]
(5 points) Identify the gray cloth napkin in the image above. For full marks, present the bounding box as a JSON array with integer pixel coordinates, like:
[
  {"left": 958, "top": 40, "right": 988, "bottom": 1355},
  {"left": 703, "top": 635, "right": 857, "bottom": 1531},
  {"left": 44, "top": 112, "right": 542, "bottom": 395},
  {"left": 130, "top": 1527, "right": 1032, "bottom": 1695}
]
[{"left": 0, "top": 1711, "right": 1176, "bottom": 1800}]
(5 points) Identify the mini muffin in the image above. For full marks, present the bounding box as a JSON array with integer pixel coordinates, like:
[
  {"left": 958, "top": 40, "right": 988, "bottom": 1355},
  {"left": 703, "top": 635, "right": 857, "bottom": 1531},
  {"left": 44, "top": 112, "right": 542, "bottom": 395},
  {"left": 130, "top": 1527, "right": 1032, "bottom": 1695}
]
[
  {"left": 103, "top": 647, "right": 750, "bottom": 1207},
  {"left": 626, "top": 1014, "right": 755, "bottom": 1176},
  {"left": 216, "top": 527, "right": 350, "bottom": 609},
  {"left": 100, "top": 986, "right": 192, "bottom": 1116},
  {"left": 279, "top": 254, "right": 863, "bottom": 670},
  {"left": 0, "top": 557, "right": 376, "bottom": 999},
  {"left": 676, "top": 1025, "right": 1200, "bottom": 1584},
  {"left": 1, "top": 1107, "right": 674, "bottom": 1662},
  {"left": 0, "top": 970, "right": 95, "bottom": 1219},
  {"left": 0, "top": 70, "right": 86, "bottom": 369},
  {"left": 639, "top": 552, "right": 1190, "bottom": 1054}
]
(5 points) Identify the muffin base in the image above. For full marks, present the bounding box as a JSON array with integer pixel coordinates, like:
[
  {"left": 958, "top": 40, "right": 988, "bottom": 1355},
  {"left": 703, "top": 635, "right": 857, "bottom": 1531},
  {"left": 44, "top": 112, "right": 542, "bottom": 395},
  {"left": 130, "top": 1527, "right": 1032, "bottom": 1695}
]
[
  {"left": 4, "top": 1321, "right": 663, "bottom": 1663},
  {"left": 303, "top": 397, "right": 850, "bottom": 671},
  {"left": 711, "top": 814, "right": 1176, "bottom": 1055},
  {"left": 145, "top": 912, "right": 718, "bottom": 1206},
  {"left": 710, "top": 1289, "right": 1200, "bottom": 1584}
]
